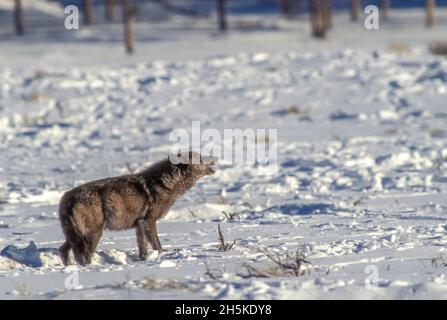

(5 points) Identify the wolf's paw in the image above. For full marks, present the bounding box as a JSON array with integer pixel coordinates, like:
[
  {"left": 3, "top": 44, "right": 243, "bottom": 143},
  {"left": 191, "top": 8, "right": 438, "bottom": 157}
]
[{"left": 139, "top": 252, "right": 148, "bottom": 261}]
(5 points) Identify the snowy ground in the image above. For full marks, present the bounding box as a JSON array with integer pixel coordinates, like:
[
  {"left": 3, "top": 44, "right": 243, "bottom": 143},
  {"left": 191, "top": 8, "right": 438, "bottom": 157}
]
[{"left": 1, "top": 3, "right": 447, "bottom": 299}]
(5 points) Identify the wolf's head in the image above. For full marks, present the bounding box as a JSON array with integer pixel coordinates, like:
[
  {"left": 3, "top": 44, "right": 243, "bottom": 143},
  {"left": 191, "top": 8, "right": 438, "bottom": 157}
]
[{"left": 170, "top": 151, "right": 217, "bottom": 179}]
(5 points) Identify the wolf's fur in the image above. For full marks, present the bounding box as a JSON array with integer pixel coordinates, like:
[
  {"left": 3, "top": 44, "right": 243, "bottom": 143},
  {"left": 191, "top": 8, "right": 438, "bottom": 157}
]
[{"left": 58, "top": 151, "right": 216, "bottom": 266}]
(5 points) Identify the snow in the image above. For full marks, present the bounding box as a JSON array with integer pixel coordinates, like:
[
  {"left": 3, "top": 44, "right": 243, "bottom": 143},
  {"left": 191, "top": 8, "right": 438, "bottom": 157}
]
[
  {"left": 1, "top": 1, "right": 447, "bottom": 299},
  {"left": 0, "top": 0, "right": 62, "bottom": 15}
]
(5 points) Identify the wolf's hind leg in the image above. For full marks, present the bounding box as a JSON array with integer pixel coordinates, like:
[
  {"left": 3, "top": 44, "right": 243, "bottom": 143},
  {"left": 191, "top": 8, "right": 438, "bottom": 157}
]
[
  {"left": 59, "top": 241, "right": 72, "bottom": 266},
  {"left": 72, "top": 243, "right": 87, "bottom": 266},
  {"left": 66, "top": 231, "right": 88, "bottom": 266},
  {"left": 60, "top": 219, "right": 88, "bottom": 265},
  {"left": 136, "top": 220, "right": 149, "bottom": 260},
  {"left": 84, "top": 230, "right": 103, "bottom": 264}
]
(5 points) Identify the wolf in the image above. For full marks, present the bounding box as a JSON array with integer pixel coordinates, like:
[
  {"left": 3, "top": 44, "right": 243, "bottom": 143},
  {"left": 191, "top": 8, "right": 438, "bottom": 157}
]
[{"left": 58, "top": 151, "right": 216, "bottom": 266}]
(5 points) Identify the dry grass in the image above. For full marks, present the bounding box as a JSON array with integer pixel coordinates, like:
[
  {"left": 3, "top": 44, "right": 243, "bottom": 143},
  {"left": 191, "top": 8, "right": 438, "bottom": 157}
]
[
  {"left": 217, "top": 224, "right": 236, "bottom": 251},
  {"left": 238, "top": 247, "right": 313, "bottom": 278},
  {"left": 285, "top": 105, "right": 302, "bottom": 114},
  {"left": 222, "top": 210, "right": 239, "bottom": 221},
  {"left": 282, "top": 105, "right": 312, "bottom": 121},
  {"left": 23, "top": 90, "right": 55, "bottom": 102},
  {"left": 353, "top": 195, "right": 367, "bottom": 206},
  {"left": 241, "top": 201, "right": 254, "bottom": 209},
  {"left": 187, "top": 208, "right": 196, "bottom": 218},
  {"left": 382, "top": 128, "right": 398, "bottom": 136},
  {"left": 204, "top": 261, "right": 224, "bottom": 280},
  {"left": 388, "top": 42, "right": 412, "bottom": 54},
  {"left": 429, "top": 42, "right": 447, "bottom": 56},
  {"left": 23, "top": 91, "right": 41, "bottom": 102},
  {"left": 431, "top": 253, "right": 447, "bottom": 268},
  {"left": 429, "top": 128, "right": 446, "bottom": 138},
  {"left": 418, "top": 252, "right": 447, "bottom": 269},
  {"left": 140, "top": 276, "right": 187, "bottom": 290},
  {"left": 22, "top": 115, "right": 45, "bottom": 126}
]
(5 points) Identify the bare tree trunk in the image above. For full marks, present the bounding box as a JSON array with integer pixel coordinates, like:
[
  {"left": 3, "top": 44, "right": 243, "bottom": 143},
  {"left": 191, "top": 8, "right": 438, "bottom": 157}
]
[
  {"left": 322, "top": 0, "right": 332, "bottom": 30},
  {"left": 280, "top": 0, "right": 291, "bottom": 15},
  {"left": 379, "top": 0, "right": 389, "bottom": 20},
  {"left": 309, "top": 0, "right": 326, "bottom": 38},
  {"left": 216, "top": 0, "right": 227, "bottom": 32},
  {"left": 14, "top": 0, "right": 24, "bottom": 35},
  {"left": 281, "top": 0, "right": 304, "bottom": 17},
  {"left": 426, "top": 0, "right": 436, "bottom": 28},
  {"left": 123, "top": 0, "right": 134, "bottom": 54},
  {"left": 105, "top": 0, "right": 115, "bottom": 22},
  {"left": 349, "top": 0, "right": 360, "bottom": 21},
  {"left": 83, "top": 0, "right": 94, "bottom": 25}
]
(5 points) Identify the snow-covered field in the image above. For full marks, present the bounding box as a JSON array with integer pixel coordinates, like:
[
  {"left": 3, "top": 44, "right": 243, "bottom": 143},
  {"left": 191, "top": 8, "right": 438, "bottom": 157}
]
[{"left": 1, "top": 2, "right": 447, "bottom": 299}]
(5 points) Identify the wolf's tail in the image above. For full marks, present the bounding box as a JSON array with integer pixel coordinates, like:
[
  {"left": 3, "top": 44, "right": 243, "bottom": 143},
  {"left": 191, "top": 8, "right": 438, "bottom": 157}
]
[{"left": 59, "top": 192, "right": 88, "bottom": 264}]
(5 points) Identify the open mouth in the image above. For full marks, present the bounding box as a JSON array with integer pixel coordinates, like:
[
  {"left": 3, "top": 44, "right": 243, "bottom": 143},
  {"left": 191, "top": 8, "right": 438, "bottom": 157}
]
[
  {"left": 203, "top": 156, "right": 218, "bottom": 175},
  {"left": 207, "top": 162, "right": 216, "bottom": 175}
]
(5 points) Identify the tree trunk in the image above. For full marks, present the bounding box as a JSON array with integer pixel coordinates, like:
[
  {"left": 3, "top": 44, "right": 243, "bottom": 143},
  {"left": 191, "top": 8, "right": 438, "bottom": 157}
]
[
  {"left": 123, "top": 0, "right": 134, "bottom": 54},
  {"left": 280, "top": 0, "right": 291, "bottom": 15},
  {"left": 83, "top": 0, "right": 94, "bottom": 25},
  {"left": 322, "top": 0, "right": 332, "bottom": 30},
  {"left": 105, "top": 0, "right": 115, "bottom": 22},
  {"left": 349, "top": 0, "right": 360, "bottom": 21},
  {"left": 309, "top": 0, "right": 325, "bottom": 38},
  {"left": 14, "top": 0, "right": 24, "bottom": 35},
  {"left": 216, "top": 0, "right": 227, "bottom": 32},
  {"left": 426, "top": 0, "right": 436, "bottom": 28},
  {"left": 379, "top": 0, "right": 389, "bottom": 20}
]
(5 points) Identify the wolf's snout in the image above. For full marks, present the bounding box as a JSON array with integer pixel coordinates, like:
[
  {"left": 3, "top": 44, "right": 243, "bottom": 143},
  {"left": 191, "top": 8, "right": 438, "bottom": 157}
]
[
  {"left": 202, "top": 155, "right": 217, "bottom": 175},
  {"left": 206, "top": 167, "right": 215, "bottom": 175}
]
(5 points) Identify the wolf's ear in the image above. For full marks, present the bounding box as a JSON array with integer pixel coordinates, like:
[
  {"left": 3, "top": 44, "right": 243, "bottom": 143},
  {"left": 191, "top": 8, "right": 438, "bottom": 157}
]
[
  {"left": 190, "top": 151, "right": 202, "bottom": 164},
  {"left": 168, "top": 150, "right": 186, "bottom": 165},
  {"left": 201, "top": 155, "right": 218, "bottom": 165},
  {"left": 170, "top": 152, "right": 190, "bottom": 165}
]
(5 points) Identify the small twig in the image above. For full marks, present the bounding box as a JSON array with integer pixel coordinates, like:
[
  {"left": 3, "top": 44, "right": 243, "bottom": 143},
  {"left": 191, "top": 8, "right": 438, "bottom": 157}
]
[
  {"left": 222, "top": 211, "right": 231, "bottom": 221},
  {"left": 222, "top": 211, "right": 239, "bottom": 221},
  {"left": 187, "top": 208, "right": 196, "bottom": 218},
  {"left": 353, "top": 195, "right": 367, "bottom": 206},
  {"left": 218, "top": 224, "right": 225, "bottom": 250},
  {"left": 204, "top": 261, "right": 222, "bottom": 280},
  {"left": 241, "top": 202, "right": 254, "bottom": 209},
  {"left": 229, "top": 240, "right": 236, "bottom": 250},
  {"left": 217, "top": 224, "right": 236, "bottom": 251}
]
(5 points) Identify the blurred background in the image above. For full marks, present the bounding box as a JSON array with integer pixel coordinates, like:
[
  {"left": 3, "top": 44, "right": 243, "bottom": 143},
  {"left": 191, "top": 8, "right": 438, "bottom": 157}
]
[{"left": 1, "top": 0, "right": 447, "bottom": 68}]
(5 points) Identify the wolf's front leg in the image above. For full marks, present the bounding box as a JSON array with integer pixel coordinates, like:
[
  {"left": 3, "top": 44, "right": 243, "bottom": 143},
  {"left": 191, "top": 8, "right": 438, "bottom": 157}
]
[
  {"left": 144, "top": 219, "right": 163, "bottom": 253},
  {"left": 136, "top": 219, "right": 149, "bottom": 260}
]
